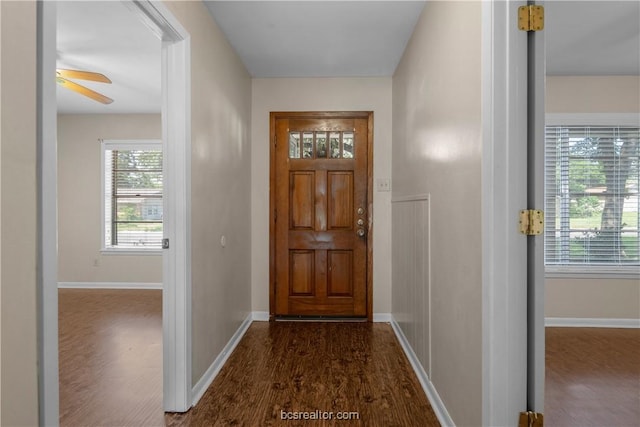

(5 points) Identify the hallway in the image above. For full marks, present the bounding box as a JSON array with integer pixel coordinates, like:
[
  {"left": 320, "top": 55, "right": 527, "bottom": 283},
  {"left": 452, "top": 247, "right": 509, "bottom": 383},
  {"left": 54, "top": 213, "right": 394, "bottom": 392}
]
[
  {"left": 59, "top": 289, "right": 439, "bottom": 426},
  {"left": 166, "top": 322, "right": 439, "bottom": 426}
]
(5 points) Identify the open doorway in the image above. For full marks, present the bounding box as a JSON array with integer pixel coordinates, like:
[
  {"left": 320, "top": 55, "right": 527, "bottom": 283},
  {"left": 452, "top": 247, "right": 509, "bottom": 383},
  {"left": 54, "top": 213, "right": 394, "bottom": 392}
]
[
  {"left": 39, "top": 1, "right": 192, "bottom": 424},
  {"left": 56, "top": 2, "right": 164, "bottom": 424},
  {"left": 543, "top": 2, "right": 640, "bottom": 425}
]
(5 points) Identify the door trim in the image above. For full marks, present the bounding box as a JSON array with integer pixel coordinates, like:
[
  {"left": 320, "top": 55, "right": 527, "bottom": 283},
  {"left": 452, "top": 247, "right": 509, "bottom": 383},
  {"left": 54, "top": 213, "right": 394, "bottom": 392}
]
[{"left": 269, "top": 111, "right": 374, "bottom": 321}]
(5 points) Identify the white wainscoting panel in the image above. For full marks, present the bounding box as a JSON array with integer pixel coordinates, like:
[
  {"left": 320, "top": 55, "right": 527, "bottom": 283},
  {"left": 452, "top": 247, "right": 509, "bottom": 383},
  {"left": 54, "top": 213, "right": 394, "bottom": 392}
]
[
  {"left": 390, "top": 315, "right": 454, "bottom": 426},
  {"left": 392, "top": 195, "right": 432, "bottom": 378}
]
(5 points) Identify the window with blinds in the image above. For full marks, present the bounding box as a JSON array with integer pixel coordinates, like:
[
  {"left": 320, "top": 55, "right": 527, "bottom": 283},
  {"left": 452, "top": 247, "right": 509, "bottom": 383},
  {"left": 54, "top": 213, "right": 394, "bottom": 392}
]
[
  {"left": 544, "top": 125, "right": 640, "bottom": 266},
  {"left": 102, "top": 140, "right": 163, "bottom": 251}
]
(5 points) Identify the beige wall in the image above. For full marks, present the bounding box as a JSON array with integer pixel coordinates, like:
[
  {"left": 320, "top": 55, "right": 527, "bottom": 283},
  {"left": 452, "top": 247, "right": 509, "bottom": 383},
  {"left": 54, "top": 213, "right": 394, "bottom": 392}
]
[
  {"left": 0, "top": 1, "right": 39, "bottom": 425},
  {"left": 546, "top": 278, "right": 640, "bottom": 318},
  {"left": 250, "top": 77, "right": 393, "bottom": 314},
  {"left": 546, "top": 76, "right": 640, "bottom": 113},
  {"left": 546, "top": 76, "right": 640, "bottom": 320},
  {"left": 58, "top": 114, "right": 163, "bottom": 284},
  {"left": 392, "top": 2, "right": 482, "bottom": 426},
  {"left": 164, "top": 1, "right": 253, "bottom": 385}
]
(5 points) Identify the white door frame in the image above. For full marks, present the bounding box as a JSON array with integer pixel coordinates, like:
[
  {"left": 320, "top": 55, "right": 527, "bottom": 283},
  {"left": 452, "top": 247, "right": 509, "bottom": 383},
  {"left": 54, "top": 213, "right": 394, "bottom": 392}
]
[
  {"left": 481, "top": 1, "right": 530, "bottom": 425},
  {"left": 37, "top": 1, "right": 192, "bottom": 424}
]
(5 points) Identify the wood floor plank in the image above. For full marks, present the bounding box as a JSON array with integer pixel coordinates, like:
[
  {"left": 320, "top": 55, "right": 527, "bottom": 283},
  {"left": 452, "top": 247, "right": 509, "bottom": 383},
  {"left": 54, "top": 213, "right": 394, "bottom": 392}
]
[
  {"left": 165, "top": 322, "right": 440, "bottom": 426},
  {"left": 545, "top": 327, "right": 640, "bottom": 427},
  {"left": 59, "top": 289, "right": 164, "bottom": 427}
]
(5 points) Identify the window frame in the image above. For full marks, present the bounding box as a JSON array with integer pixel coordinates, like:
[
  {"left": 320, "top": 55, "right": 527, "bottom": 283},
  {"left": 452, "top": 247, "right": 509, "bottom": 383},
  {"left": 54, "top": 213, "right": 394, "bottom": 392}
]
[
  {"left": 544, "top": 113, "right": 640, "bottom": 278},
  {"left": 100, "top": 139, "right": 163, "bottom": 255}
]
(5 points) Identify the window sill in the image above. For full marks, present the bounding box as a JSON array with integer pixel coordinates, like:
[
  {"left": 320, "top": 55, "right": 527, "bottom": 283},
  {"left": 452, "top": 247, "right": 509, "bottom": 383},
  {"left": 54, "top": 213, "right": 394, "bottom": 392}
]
[
  {"left": 545, "top": 266, "right": 640, "bottom": 280},
  {"left": 101, "top": 248, "right": 162, "bottom": 256}
]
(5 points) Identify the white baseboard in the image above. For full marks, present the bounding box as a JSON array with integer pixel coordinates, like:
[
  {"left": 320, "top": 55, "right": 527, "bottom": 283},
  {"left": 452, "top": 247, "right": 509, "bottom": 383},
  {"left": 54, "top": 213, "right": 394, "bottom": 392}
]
[
  {"left": 546, "top": 317, "right": 640, "bottom": 328},
  {"left": 373, "top": 313, "right": 392, "bottom": 322},
  {"left": 58, "top": 281, "right": 162, "bottom": 290},
  {"left": 191, "top": 312, "right": 254, "bottom": 406},
  {"left": 389, "top": 315, "right": 455, "bottom": 427},
  {"left": 249, "top": 312, "right": 392, "bottom": 322},
  {"left": 252, "top": 311, "right": 270, "bottom": 321}
]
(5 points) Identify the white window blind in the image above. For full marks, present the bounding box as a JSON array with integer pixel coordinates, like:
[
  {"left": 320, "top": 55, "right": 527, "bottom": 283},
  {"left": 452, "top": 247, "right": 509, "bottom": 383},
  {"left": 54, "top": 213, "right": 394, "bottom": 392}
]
[
  {"left": 102, "top": 140, "right": 163, "bottom": 251},
  {"left": 544, "top": 125, "right": 639, "bottom": 266}
]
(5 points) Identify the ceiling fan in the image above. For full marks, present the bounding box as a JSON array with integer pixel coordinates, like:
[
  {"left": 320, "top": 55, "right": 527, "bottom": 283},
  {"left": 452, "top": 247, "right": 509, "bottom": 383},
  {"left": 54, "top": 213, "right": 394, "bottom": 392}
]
[{"left": 56, "top": 69, "right": 113, "bottom": 105}]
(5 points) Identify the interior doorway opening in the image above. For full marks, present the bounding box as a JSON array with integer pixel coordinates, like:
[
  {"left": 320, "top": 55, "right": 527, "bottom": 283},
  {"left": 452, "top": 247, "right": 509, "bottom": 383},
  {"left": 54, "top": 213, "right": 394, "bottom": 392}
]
[{"left": 38, "top": 1, "right": 192, "bottom": 424}]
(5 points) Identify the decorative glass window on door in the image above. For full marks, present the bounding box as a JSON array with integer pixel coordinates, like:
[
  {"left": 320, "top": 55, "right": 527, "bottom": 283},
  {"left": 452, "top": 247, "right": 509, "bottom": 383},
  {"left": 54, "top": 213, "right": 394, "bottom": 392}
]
[{"left": 289, "top": 131, "right": 355, "bottom": 159}]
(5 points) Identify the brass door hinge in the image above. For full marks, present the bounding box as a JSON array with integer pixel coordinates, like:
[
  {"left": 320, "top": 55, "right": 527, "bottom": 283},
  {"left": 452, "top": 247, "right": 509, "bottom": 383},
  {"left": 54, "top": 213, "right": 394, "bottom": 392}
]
[
  {"left": 518, "top": 5, "right": 544, "bottom": 31},
  {"left": 519, "top": 411, "right": 544, "bottom": 427},
  {"left": 519, "top": 209, "right": 544, "bottom": 235}
]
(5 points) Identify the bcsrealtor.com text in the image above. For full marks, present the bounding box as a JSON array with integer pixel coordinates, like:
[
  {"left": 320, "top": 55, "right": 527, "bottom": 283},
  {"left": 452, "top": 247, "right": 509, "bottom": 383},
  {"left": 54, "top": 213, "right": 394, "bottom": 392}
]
[{"left": 280, "top": 410, "right": 360, "bottom": 421}]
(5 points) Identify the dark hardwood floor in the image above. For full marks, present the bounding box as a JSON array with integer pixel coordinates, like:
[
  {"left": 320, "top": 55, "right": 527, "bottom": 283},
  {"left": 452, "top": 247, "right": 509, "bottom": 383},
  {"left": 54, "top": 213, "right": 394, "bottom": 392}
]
[
  {"left": 59, "top": 289, "right": 639, "bottom": 426},
  {"left": 58, "top": 288, "right": 164, "bottom": 426},
  {"left": 165, "top": 322, "right": 440, "bottom": 426},
  {"left": 545, "top": 327, "right": 640, "bottom": 427},
  {"left": 59, "top": 290, "right": 439, "bottom": 426}
]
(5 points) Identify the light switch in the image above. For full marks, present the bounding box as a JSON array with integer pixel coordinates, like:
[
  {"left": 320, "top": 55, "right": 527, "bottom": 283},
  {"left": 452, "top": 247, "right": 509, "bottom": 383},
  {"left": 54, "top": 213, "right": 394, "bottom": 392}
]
[{"left": 376, "top": 178, "right": 391, "bottom": 192}]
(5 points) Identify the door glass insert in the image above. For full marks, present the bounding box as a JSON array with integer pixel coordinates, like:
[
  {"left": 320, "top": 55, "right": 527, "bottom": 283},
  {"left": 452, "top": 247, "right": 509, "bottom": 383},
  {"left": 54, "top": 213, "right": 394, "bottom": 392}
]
[
  {"left": 343, "top": 132, "right": 354, "bottom": 158},
  {"left": 303, "top": 132, "right": 314, "bottom": 158},
  {"left": 316, "top": 132, "right": 327, "bottom": 158},
  {"left": 290, "top": 131, "right": 355, "bottom": 159},
  {"left": 289, "top": 132, "right": 300, "bottom": 159},
  {"left": 330, "top": 132, "right": 341, "bottom": 158}
]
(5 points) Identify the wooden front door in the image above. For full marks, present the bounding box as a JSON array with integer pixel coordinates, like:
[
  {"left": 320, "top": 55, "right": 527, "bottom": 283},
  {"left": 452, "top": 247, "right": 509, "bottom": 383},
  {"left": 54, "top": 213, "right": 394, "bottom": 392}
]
[{"left": 270, "top": 112, "right": 372, "bottom": 318}]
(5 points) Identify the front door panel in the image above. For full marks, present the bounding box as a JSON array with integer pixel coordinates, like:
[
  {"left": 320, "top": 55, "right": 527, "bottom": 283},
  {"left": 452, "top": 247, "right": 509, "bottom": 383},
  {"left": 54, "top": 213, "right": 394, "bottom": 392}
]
[{"left": 272, "top": 113, "right": 370, "bottom": 317}]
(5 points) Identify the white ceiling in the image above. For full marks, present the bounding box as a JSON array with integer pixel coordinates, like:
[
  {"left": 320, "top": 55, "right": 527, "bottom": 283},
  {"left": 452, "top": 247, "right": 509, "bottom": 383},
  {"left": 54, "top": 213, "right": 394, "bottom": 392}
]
[
  {"left": 55, "top": 1, "right": 640, "bottom": 114},
  {"left": 204, "top": 1, "right": 427, "bottom": 78},
  {"left": 56, "top": 1, "right": 161, "bottom": 114}
]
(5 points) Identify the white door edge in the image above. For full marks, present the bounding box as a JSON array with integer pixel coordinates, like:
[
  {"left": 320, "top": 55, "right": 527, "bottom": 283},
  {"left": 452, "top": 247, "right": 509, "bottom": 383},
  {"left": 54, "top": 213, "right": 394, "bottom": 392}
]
[
  {"left": 481, "top": 1, "right": 529, "bottom": 425},
  {"left": 127, "top": 0, "right": 193, "bottom": 412},
  {"left": 37, "top": 2, "right": 60, "bottom": 425}
]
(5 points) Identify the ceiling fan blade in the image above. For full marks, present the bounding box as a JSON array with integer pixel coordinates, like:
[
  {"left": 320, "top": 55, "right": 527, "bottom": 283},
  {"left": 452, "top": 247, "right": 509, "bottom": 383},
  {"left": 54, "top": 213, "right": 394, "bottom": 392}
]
[
  {"left": 56, "top": 77, "right": 114, "bottom": 105},
  {"left": 56, "top": 69, "right": 112, "bottom": 84}
]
